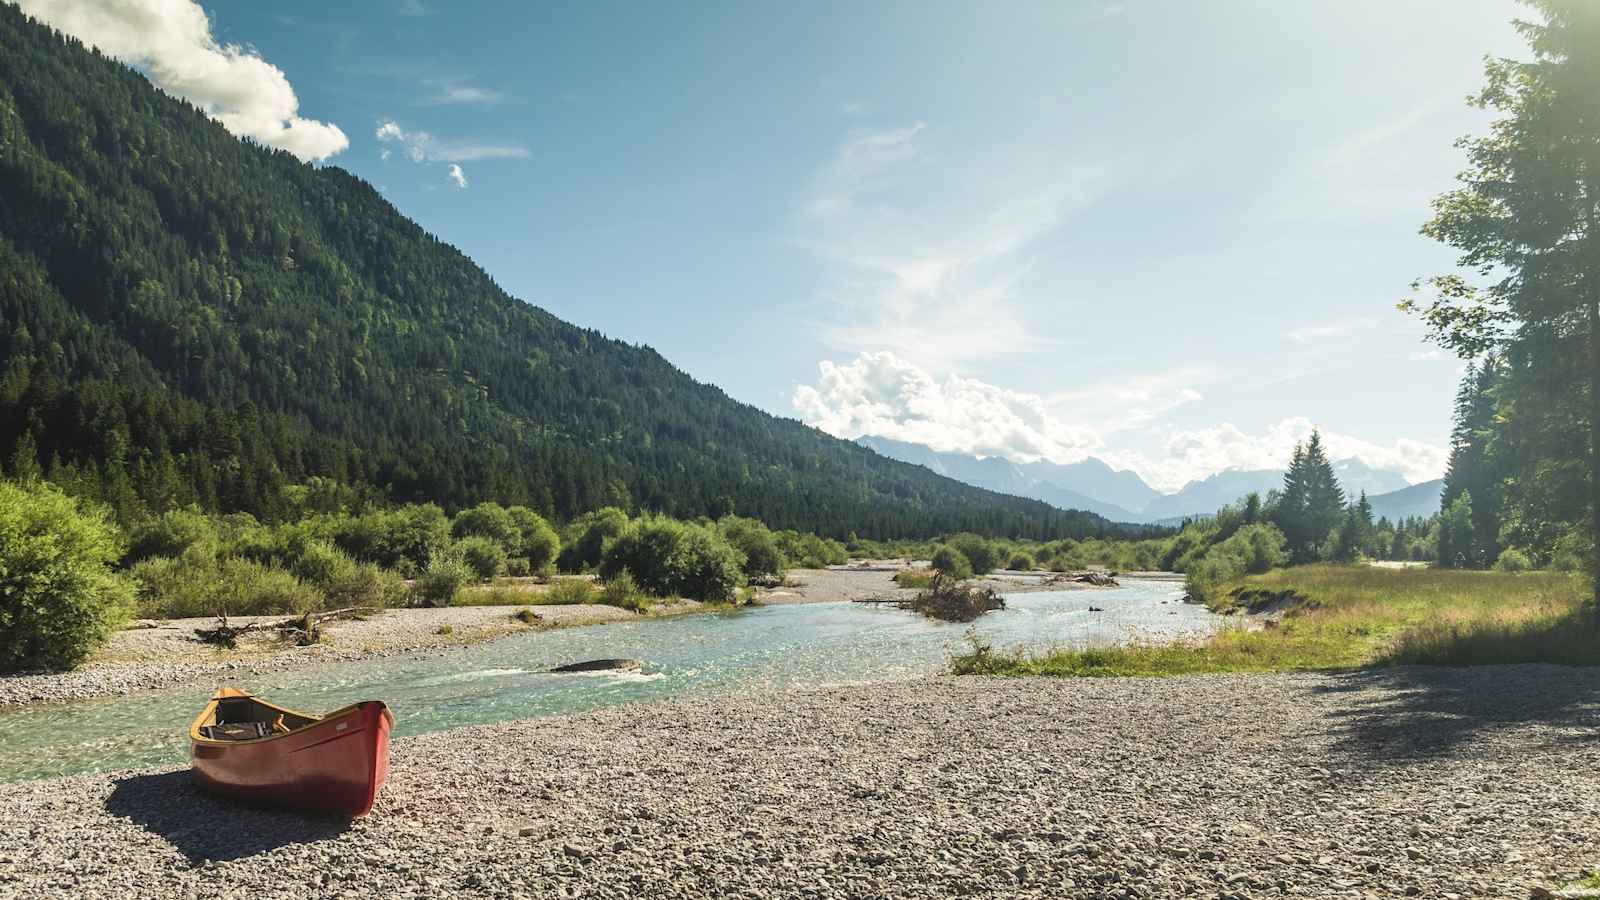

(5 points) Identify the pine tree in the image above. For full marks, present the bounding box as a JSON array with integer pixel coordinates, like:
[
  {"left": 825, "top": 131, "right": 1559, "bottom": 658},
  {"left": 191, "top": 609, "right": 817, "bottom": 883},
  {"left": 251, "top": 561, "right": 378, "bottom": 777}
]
[
  {"left": 1440, "top": 359, "right": 1503, "bottom": 567},
  {"left": 1275, "top": 443, "right": 1311, "bottom": 560},
  {"left": 1302, "top": 431, "right": 1346, "bottom": 558}
]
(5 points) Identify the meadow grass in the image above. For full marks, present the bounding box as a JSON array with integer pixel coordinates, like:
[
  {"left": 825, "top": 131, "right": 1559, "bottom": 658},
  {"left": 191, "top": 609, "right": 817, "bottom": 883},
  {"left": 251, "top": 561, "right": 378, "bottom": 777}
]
[{"left": 952, "top": 565, "right": 1598, "bottom": 677}]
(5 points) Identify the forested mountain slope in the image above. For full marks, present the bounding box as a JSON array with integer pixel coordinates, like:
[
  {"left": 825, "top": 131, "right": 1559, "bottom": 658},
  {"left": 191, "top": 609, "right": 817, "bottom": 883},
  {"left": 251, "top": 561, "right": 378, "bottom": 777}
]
[{"left": 0, "top": 5, "right": 1131, "bottom": 540}]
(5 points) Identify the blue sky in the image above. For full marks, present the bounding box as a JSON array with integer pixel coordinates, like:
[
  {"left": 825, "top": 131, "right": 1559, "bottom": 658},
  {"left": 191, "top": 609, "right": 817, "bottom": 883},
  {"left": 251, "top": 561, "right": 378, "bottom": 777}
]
[{"left": 22, "top": 0, "right": 1529, "bottom": 491}]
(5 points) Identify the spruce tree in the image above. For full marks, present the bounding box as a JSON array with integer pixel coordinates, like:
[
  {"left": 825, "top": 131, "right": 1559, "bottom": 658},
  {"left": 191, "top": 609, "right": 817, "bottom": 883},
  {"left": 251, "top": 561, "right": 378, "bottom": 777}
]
[{"left": 1302, "top": 431, "right": 1346, "bottom": 558}]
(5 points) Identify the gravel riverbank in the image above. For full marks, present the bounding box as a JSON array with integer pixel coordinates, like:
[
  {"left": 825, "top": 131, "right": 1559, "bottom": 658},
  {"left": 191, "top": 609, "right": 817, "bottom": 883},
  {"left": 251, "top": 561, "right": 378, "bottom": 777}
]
[{"left": 1, "top": 665, "right": 1595, "bottom": 899}]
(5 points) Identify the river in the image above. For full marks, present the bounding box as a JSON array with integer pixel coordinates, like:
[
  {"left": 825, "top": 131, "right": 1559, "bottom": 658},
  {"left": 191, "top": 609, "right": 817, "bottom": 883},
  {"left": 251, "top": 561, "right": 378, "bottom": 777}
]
[{"left": 0, "top": 578, "right": 1213, "bottom": 781}]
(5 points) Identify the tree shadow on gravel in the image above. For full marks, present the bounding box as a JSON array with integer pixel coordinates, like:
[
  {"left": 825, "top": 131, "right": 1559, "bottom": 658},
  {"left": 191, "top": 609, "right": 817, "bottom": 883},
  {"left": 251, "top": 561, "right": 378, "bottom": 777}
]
[
  {"left": 1310, "top": 664, "right": 1600, "bottom": 765},
  {"left": 105, "top": 770, "right": 351, "bottom": 862}
]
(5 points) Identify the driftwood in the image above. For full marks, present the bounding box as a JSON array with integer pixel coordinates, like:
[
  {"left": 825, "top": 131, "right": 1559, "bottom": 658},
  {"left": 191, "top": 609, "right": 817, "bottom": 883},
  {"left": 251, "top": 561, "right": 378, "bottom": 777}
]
[
  {"left": 193, "top": 606, "right": 375, "bottom": 649},
  {"left": 1043, "top": 572, "right": 1120, "bottom": 588}
]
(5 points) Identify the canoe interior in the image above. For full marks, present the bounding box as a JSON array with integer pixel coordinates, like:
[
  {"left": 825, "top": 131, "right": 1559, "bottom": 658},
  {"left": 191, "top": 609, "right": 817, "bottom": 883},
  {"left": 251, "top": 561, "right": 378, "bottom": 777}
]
[{"left": 196, "top": 694, "right": 319, "bottom": 740}]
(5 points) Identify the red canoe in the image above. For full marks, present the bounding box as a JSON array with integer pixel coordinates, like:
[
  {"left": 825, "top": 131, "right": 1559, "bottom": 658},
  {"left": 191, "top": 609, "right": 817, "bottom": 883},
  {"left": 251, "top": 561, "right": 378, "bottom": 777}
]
[{"left": 188, "top": 687, "right": 394, "bottom": 817}]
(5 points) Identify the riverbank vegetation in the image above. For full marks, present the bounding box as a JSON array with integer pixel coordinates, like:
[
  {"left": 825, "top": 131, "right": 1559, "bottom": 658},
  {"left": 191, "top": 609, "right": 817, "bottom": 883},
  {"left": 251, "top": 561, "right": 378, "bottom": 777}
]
[{"left": 952, "top": 565, "right": 1596, "bottom": 677}]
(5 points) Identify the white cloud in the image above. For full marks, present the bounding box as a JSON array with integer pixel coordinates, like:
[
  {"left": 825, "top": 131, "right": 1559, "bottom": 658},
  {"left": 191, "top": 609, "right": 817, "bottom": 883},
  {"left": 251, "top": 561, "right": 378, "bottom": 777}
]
[
  {"left": 1102, "top": 417, "right": 1449, "bottom": 493},
  {"left": 797, "top": 123, "right": 1129, "bottom": 367},
  {"left": 1287, "top": 317, "right": 1379, "bottom": 344},
  {"left": 19, "top": 0, "right": 347, "bottom": 161},
  {"left": 374, "top": 119, "right": 528, "bottom": 162},
  {"left": 794, "top": 353, "right": 1447, "bottom": 494},
  {"left": 428, "top": 85, "right": 503, "bottom": 106},
  {"left": 793, "top": 351, "right": 1103, "bottom": 464},
  {"left": 447, "top": 163, "right": 467, "bottom": 189}
]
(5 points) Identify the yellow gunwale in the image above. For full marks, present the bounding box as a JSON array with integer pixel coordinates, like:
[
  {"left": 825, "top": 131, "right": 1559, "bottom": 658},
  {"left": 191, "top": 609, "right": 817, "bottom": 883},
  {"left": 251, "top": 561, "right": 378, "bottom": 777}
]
[{"left": 188, "top": 687, "right": 371, "bottom": 747}]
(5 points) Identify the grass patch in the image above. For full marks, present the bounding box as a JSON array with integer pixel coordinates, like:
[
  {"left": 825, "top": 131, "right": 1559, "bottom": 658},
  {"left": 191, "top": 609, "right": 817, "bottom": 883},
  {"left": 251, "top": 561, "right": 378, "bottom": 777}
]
[
  {"left": 954, "top": 565, "right": 1597, "bottom": 677},
  {"left": 892, "top": 569, "right": 936, "bottom": 589}
]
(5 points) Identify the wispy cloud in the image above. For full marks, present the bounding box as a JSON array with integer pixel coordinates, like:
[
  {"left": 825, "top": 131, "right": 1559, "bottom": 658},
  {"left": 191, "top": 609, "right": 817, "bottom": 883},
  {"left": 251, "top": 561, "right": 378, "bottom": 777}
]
[
  {"left": 375, "top": 119, "right": 528, "bottom": 162},
  {"left": 397, "top": 0, "right": 433, "bottom": 16},
  {"left": 796, "top": 123, "right": 1129, "bottom": 367},
  {"left": 422, "top": 84, "right": 504, "bottom": 107},
  {"left": 447, "top": 163, "right": 467, "bottom": 189},
  {"left": 17, "top": 0, "right": 347, "bottom": 161},
  {"left": 1286, "top": 316, "right": 1379, "bottom": 344}
]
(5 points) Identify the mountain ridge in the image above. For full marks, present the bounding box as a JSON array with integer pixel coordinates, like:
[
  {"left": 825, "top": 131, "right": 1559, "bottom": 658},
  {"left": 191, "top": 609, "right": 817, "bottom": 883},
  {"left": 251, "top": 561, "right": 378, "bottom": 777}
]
[
  {"left": 857, "top": 435, "right": 1436, "bottom": 524},
  {"left": 0, "top": 4, "right": 1135, "bottom": 542}
]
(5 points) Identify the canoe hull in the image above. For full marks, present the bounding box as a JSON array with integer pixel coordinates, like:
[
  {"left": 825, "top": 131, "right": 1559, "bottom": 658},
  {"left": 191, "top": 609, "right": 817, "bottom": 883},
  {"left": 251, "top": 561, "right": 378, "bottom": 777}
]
[{"left": 190, "top": 698, "right": 392, "bottom": 817}]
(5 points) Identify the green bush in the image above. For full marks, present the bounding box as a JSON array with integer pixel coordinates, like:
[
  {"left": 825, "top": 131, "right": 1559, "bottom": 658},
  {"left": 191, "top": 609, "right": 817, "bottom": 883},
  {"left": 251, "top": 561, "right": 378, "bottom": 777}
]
[
  {"left": 131, "top": 551, "right": 321, "bottom": 618},
  {"left": 597, "top": 570, "right": 649, "bottom": 612},
  {"left": 458, "top": 536, "right": 508, "bottom": 581},
  {"left": 331, "top": 505, "right": 451, "bottom": 573},
  {"left": 451, "top": 502, "right": 518, "bottom": 546},
  {"left": 948, "top": 533, "right": 1000, "bottom": 575},
  {"left": 670, "top": 525, "right": 745, "bottom": 602},
  {"left": 413, "top": 559, "right": 470, "bottom": 607},
  {"left": 289, "top": 540, "right": 403, "bottom": 609},
  {"left": 773, "top": 530, "right": 848, "bottom": 568},
  {"left": 506, "top": 506, "right": 560, "bottom": 572},
  {"left": 1494, "top": 547, "right": 1534, "bottom": 572},
  {"left": 600, "top": 516, "right": 746, "bottom": 601},
  {"left": 0, "top": 481, "right": 135, "bottom": 673},
  {"left": 546, "top": 577, "right": 596, "bottom": 605},
  {"left": 931, "top": 545, "right": 974, "bottom": 580},
  {"left": 1006, "top": 552, "right": 1036, "bottom": 571},
  {"left": 719, "top": 516, "right": 786, "bottom": 580},
  {"left": 123, "top": 507, "right": 215, "bottom": 565},
  {"left": 558, "top": 506, "right": 630, "bottom": 573},
  {"left": 505, "top": 556, "right": 532, "bottom": 578}
]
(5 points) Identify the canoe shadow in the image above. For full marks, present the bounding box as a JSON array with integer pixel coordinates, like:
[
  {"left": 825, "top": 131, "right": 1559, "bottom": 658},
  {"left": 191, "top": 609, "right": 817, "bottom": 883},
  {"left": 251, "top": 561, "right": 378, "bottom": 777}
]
[{"left": 105, "top": 770, "right": 351, "bottom": 863}]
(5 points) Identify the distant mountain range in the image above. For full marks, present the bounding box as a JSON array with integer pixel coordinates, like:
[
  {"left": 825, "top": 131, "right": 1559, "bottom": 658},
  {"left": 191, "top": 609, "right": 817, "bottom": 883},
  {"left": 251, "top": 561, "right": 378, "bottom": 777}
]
[{"left": 856, "top": 436, "right": 1442, "bottom": 525}]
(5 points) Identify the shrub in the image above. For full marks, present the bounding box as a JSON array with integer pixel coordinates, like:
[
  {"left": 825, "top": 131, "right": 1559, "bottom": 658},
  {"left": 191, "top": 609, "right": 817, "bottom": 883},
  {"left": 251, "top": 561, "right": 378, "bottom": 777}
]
[
  {"left": 332, "top": 504, "right": 451, "bottom": 572},
  {"left": 512, "top": 608, "right": 540, "bottom": 625},
  {"left": 459, "top": 536, "right": 508, "bottom": 581},
  {"left": 546, "top": 577, "right": 596, "bottom": 605},
  {"left": 1494, "top": 547, "right": 1534, "bottom": 572},
  {"left": 132, "top": 551, "right": 322, "bottom": 618},
  {"left": 719, "top": 516, "right": 786, "bottom": 581},
  {"left": 670, "top": 525, "right": 745, "bottom": 602},
  {"left": 290, "top": 540, "right": 403, "bottom": 609},
  {"left": 413, "top": 559, "right": 470, "bottom": 607},
  {"left": 0, "top": 481, "right": 135, "bottom": 673},
  {"left": 505, "top": 556, "right": 532, "bottom": 578},
  {"left": 1007, "top": 552, "right": 1036, "bottom": 571},
  {"left": 435, "top": 624, "right": 455, "bottom": 636},
  {"left": 506, "top": 506, "right": 560, "bottom": 572},
  {"left": 774, "top": 530, "right": 848, "bottom": 568},
  {"left": 948, "top": 533, "right": 1000, "bottom": 575},
  {"left": 558, "top": 506, "right": 630, "bottom": 573},
  {"left": 930, "top": 545, "right": 974, "bottom": 580},
  {"left": 451, "top": 502, "right": 518, "bottom": 546},
  {"left": 123, "top": 508, "right": 216, "bottom": 565},
  {"left": 600, "top": 516, "right": 746, "bottom": 601},
  {"left": 597, "top": 571, "right": 649, "bottom": 613}
]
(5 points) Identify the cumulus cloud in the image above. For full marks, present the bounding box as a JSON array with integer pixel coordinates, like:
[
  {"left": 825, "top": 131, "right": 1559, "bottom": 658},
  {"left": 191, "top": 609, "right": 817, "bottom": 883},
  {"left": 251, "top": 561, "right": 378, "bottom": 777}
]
[
  {"left": 19, "top": 0, "right": 347, "bottom": 161},
  {"left": 794, "top": 352, "right": 1447, "bottom": 494},
  {"left": 793, "top": 352, "right": 1103, "bottom": 463},
  {"left": 447, "top": 163, "right": 467, "bottom": 189},
  {"left": 374, "top": 119, "right": 528, "bottom": 162},
  {"left": 797, "top": 123, "right": 1129, "bottom": 367},
  {"left": 1102, "top": 418, "right": 1449, "bottom": 493}
]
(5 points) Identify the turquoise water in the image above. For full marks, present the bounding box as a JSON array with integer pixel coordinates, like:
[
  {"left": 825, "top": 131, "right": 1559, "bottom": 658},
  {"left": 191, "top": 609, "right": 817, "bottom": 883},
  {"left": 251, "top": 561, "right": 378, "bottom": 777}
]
[{"left": 0, "top": 579, "right": 1211, "bottom": 781}]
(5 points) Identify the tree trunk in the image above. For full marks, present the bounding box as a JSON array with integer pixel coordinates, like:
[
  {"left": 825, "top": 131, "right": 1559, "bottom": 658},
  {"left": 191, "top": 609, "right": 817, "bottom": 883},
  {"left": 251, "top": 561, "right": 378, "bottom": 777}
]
[{"left": 1591, "top": 293, "right": 1600, "bottom": 624}]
